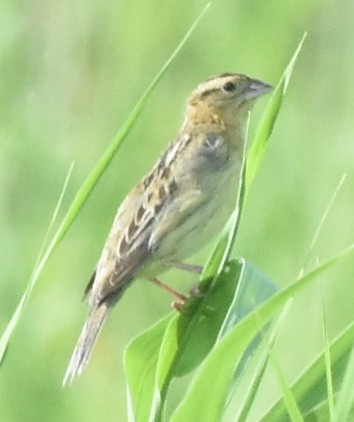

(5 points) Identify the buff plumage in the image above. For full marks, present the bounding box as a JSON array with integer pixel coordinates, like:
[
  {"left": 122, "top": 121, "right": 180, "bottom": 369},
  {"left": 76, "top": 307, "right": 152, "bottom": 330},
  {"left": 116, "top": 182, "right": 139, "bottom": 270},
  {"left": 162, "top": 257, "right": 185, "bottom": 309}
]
[{"left": 63, "top": 73, "right": 271, "bottom": 385}]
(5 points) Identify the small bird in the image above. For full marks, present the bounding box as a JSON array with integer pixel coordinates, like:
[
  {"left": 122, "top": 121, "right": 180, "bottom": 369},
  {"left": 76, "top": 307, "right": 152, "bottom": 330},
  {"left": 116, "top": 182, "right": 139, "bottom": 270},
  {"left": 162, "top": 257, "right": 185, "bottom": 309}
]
[{"left": 63, "top": 73, "right": 272, "bottom": 385}]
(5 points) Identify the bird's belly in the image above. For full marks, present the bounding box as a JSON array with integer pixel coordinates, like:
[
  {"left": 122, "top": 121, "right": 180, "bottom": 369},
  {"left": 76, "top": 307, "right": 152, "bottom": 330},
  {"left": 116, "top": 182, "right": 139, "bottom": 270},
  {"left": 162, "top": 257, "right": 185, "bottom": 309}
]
[{"left": 154, "top": 159, "right": 241, "bottom": 262}]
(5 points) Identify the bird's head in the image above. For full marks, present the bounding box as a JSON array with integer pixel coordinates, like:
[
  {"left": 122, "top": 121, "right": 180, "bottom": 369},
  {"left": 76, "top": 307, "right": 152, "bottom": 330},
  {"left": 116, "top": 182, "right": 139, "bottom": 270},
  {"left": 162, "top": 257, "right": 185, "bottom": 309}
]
[{"left": 186, "top": 73, "right": 272, "bottom": 128}]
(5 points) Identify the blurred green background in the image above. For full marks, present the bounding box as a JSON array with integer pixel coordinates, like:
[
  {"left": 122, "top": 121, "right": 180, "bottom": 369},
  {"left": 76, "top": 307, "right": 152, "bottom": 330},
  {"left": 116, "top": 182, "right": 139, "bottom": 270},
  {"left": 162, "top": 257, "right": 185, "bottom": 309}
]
[{"left": 1, "top": 0, "right": 354, "bottom": 420}]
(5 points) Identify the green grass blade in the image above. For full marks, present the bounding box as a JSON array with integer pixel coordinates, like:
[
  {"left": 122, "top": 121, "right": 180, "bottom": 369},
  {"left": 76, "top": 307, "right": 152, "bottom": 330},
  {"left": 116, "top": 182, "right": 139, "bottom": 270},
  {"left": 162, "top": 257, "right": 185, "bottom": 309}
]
[
  {"left": 0, "top": 4, "right": 209, "bottom": 368},
  {"left": 238, "top": 347, "right": 271, "bottom": 421},
  {"left": 0, "top": 162, "right": 74, "bottom": 365},
  {"left": 259, "top": 320, "right": 354, "bottom": 421},
  {"left": 246, "top": 32, "right": 307, "bottom": 189},
  {"left": 31, "top": 161, "right": 76, "bottom": 269},
  {"left": 209, "top": 32, "right": 307, "bottom": 286},
  {"left": 303, "top": 398, "right": 333, "bottom": 421},
  {"left": 28, "top": 1, "right": 212, "bottom": 254},
  {"left": 334, "top": 344, "right": 354, "bottom": 422},
  {"left": 299, "top": 173, "right": 347, "bottom": 278},
  {"left": 321, "top": 283, "right": 335, "bottom": 420},
  {"left": 54, "top": 1, "right": 212, "bottom": 248},
  {"left": 169, "top": 246, "right": 354, "bottom": 422},
  {"left": 271, "top": 354, "right": 304, "bottom": 422},
  {"left": 237, "top": 301, "right": 292, "bottom": 421}
]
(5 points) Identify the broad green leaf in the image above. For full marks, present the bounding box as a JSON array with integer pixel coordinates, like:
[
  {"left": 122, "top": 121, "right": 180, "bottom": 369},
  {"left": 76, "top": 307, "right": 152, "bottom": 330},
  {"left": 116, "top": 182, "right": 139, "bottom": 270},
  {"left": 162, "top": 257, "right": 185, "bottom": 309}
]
[
  {"left": 218, "top": 260, "right": 277, "bottom": 339},
  {"left": 124, "top": 315, "right": 172, "bottom": 422},
  {"left": 246, "top": 32, "right": 307, "bottom": 189},
  {"left": 150, "top": 261, "right": 242, "bottom": 422},
  {"left": 0, "top": 3, "right": 210, "bottom": 367},
  {"left": 161, "top": 261, "right": 242, "bottom": 378},
  {"left": 218, "top": 260, "right": 278, "bottom": 389},
  {"left": 151, "top": 259, "right": 277, "bottom": 422},
  {"left": 170, "top": 245, "right": 354, "bottom": 422}
]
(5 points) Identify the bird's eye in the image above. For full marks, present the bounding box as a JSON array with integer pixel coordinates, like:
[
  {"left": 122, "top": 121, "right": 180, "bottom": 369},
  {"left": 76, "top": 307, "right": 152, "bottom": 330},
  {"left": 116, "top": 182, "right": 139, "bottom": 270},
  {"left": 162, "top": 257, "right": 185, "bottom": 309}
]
[{"left": 222, "top": 82, "right": 236, "bottom": 93}]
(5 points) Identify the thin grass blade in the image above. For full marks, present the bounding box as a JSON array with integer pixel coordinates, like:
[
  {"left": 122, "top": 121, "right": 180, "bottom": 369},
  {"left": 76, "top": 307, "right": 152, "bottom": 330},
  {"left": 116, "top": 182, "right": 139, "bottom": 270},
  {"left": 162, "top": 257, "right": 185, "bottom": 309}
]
[
  {"left": 259, "top": 320, "right": 354, "bottom": 421},
  {"left": 0, "top": 162, "right": 74, "bottom": 365},
  {"left": 333, "top": 344, "right": 354, "bottom": 422},
  {"left": 299, "top": 173, "right": 347, "bottom": 278},
  {"left": 321, "top": 282, "right": 335, "bottom": 420},
  {"left": 246, "top": 32, "right": 307, "bottom": 189},
  {"left": 270, "top": 353, "right": 304, "bottom": 422},
  {"left": 237, "top": 301, "right": 292, "bottom": 421}
]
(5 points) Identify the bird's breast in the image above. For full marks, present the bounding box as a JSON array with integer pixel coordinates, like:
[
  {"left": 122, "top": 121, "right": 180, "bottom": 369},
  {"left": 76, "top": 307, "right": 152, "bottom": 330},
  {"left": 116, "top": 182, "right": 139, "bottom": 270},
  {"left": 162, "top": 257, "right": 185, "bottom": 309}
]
[{"left": 150, "top": 132, "right": 244, "bottom": 262}]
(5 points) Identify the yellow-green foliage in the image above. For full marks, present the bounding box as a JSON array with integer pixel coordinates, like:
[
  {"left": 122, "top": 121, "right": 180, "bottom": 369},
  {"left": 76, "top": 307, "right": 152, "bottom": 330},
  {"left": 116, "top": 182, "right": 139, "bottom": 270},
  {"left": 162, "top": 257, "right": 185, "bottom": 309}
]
[{"left": 1, "top": 1, "right": 354, "bottom": 421}]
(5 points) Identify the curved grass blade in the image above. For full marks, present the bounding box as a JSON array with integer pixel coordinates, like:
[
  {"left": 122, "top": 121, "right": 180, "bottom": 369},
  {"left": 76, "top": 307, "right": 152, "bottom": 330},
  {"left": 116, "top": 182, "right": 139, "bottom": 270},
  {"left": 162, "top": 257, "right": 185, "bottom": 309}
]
[
  {"left": 196, "top": 28, "right": 304, "bottom": 343},
  {"left": 246, "top": 32, "right": 307, "bottom": 189},
  {"left": 0, "top": 162, "right": 74, "bottom": 365},
  {"left": 333, "top": 344, "right": 354, "bottom": 422},
  {"left": 321, "top": 283, "right": 335, "bottom": 420},
  {"left": 303, "top": 398, "right": 333, "bottom": 421},
  {"left": 299, "top": 173, "right": 347, "bottom": 278},
  {"left": 237, "top": 301, "right": 292, "bottom": 422},
  {"left": 0, "top": 4, "right": 210, "bottom": 368},
  {"left": 270, "top": 353, "right": 304, "bottom": 422},
  {"left": 259, "top": 320, "right": 354, "bottom": 421},
  {"left": 169, "top": 245, "right": 354, "bottom": 422}
]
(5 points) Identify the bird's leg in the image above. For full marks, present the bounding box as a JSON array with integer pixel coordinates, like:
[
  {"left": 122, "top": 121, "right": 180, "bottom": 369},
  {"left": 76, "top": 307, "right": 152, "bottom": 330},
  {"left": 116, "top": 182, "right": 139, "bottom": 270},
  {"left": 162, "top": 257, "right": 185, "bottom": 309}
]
[
  {"left": 167, "top": 260, "right": 206, "bottom": 298},
  {"left": 149, "top": 277, "right": 187, "bottom": 303},
  {"left": 189, "top": 281, "right": 206, "bottom": 298},
  {"left": 167, "top": 260, "right": 203, "bottom": 274},
  {"left": 172, "top": 300, "right": 187, "bottom": 313},
  {"left": 149, "top": 262, "right": 205, "bottom": 312},
  {"left": 172, "top": 281, "right": 206, "bottom": 313}
]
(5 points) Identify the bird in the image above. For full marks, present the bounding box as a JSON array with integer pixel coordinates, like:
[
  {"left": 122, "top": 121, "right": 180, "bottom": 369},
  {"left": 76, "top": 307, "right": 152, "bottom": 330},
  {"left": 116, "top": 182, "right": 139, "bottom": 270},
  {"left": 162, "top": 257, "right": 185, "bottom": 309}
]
[{"left": 63, "top": 73, "right": 272, "bottom": 385}]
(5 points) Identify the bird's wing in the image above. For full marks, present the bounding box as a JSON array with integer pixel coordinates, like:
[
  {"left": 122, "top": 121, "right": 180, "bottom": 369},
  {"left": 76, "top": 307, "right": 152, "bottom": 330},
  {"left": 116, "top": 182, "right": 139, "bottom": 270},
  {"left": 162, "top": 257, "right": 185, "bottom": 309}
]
[
  {"left": 88, "top": 135, "right": 190, "bottom": 305},
  {"left": 86, "top": 184, "right": 151, "bottom": 305}
]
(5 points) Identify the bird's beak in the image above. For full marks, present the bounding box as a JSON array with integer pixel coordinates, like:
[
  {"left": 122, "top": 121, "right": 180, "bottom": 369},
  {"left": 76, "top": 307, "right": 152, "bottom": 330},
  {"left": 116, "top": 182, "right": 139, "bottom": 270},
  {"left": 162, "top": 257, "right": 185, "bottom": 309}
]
[{"left": 242, "top": 78, "right": 273, "bottom": 101}]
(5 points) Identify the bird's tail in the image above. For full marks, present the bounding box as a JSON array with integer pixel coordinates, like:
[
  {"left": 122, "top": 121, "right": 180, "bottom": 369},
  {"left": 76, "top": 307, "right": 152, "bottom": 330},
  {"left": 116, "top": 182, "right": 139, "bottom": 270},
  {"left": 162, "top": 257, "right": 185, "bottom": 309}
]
[{"left": 63, "top": 303, "right": 109, "bottom": 386}]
